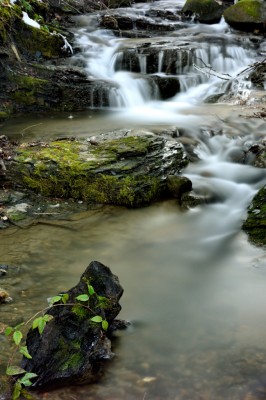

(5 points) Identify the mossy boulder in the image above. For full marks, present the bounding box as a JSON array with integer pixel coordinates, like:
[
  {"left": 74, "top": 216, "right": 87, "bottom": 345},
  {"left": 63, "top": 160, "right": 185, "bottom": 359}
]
[
  {"left": 223, "top": 0, "right": 266, "bottom": 32},
  {"left": 21, "top": 261, "right": 126, "bottom": 388},
  {"left": 14, "top": 22, "right": 69, "bottom": 59},
  {"left": 181, "top": 0, "right": 223, "bottom": 23},
  {"left": 242, "top": 185, "right": 266, "bottom": 247},
  {"left": 11, "top": 131, "right": 188, "bottom": 207}
]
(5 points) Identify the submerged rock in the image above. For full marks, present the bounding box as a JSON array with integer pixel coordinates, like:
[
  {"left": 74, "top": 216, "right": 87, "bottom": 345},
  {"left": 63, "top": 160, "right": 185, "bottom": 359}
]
[
  {"left": 242, "top": 185, "right": 266, "bottom": 246},
  {"left": 166, "top": 175, "right": 192, "bottom": 200},
  {"left": 21, "top": 260, "right": 127, "bottom": 388},
  {"left": 10, "top": 131, "right": 188, "bottom": 207}
]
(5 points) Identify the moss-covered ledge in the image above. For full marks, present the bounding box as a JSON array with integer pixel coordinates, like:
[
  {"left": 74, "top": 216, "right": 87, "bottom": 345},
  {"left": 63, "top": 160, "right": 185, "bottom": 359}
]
[
  {"left": 242, "top": 185, "right": 266, "bottom": 247},
  {"left": 10, "top": 131, "right": 189, "bottom": 207}
]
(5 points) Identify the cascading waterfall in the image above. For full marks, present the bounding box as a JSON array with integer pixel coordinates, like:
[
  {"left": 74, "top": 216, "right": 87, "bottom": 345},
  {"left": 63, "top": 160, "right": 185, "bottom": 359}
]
[
  {"left": 72, "top": 15, "right": 258, "bottom": 111},
  {"left": 70, "top": 4, "right": 265, "bottom": 249}
]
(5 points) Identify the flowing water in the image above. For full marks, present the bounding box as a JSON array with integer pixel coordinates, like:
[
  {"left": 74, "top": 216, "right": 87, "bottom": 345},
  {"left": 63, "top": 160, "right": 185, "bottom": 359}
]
[{"left": 1, "top": 1, "right": 266, "bottom": 399}]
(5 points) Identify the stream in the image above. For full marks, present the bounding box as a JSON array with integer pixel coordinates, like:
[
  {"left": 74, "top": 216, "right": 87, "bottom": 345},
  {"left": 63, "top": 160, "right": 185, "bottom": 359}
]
[{"left": 1, "top": 0, "right": 266, "bottom": 399}]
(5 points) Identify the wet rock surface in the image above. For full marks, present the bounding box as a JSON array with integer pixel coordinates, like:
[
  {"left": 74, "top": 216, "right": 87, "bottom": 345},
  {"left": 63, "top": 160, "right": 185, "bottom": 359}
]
[
  {"left": 9, "top": 130, "right": 189, "bottom": 207},
  {"left": 21, "top": 260, "right": 127, "bottom": 389},
  {"left": 243, "top": 184, "right": 266, "bottom": 246},
  {"left": 223, "top": 0, "right": 266, "bottom": 33},
  {"left": 181, "top": 0, "right": 224, "bottom": 24}
]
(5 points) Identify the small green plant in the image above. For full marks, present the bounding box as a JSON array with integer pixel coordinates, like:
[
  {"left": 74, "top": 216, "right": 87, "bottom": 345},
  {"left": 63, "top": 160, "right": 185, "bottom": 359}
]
[{"left": 3, "top": 284, "right": 109, "bottom": 399}]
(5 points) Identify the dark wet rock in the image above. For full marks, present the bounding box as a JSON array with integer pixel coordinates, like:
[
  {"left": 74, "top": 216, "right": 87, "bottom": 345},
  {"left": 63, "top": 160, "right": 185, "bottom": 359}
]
[
  {"left": 242, "top": 185, "right": 266, "bottom": 246},
  {"left": 223, "top": 0, "right": 266, "bottom": 33},
  {"left": 166, "top": 175, "right": 192, "bottom": 200},
  {"left": 21, "top": 260, "right": 126, "bottom": 389},
  {"left": 3, "top": 65, "right": 115, "bottom": 114},
  {"left": 244, "top": 140, "right": 266, "bottom": 167},
  {"left": 100, "top": 14, "right": 180, "bottom": 33},
  {"left": 181, "top": 0, "right": 223, "bottom": 24},
  {"left": 115, "top": 45, "right": 193, "bottom": 75},
  {"left": 181, "top": 190, "right": 212, "bottom": 209},
  {"left": 249, "top": 61, "right": 266, "bottom": 88},
  {"left": 151, "top": 75, "right": 180, "bottom": 99},
  {"left": 10, "top": 131, "right": 188, "bottom": 207}
]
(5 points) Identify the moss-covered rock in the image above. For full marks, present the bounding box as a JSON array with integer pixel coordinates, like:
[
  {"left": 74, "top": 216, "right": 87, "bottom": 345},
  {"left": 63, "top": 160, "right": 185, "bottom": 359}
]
[
  {"left": 8, "top": 72, "right": 49, "bottom": 107},
  {"left": 223, "top": 0, "right": 266, "bottom": 32},
  {"left": 11, "top": 131, "right": 188, "bottom": 207},
  {"left": 14, "top": 22, "right": 68, "bottom": 59},
  {"left": 21, "top": 261, "right": 126, "bottom": 388},
  {"left": 242, "top": 185, "right": 266, "bottom": 247},
  {"left": 181, "top": 0, "right": 223, "bottom": 24}
]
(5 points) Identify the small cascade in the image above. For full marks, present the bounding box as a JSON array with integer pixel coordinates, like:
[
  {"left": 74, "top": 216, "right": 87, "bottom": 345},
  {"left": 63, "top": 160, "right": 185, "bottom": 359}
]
[
  {"left": 71, "top": 3, "right": 263, "bottom": 111},
  {"left": 158, "top": 50, "right": 164, "bottom": 73},
  {"left": 138, "top": 53, "right": 147, "bottom": 74},
  {"left": 184, "top": 134, "right": 266, "bottom": 247}
]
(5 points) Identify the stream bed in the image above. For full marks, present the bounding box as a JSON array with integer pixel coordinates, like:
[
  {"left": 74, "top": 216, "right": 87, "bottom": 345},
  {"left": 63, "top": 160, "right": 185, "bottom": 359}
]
[{"left": 1, "top": 0, "right": 266, "bottom": 398}]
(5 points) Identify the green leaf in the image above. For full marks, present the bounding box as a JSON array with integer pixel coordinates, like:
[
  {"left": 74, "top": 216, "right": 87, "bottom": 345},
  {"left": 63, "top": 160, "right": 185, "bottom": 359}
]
[
  {"left": 19, "top": 372, "right": 38, "bottom": 387},
  {"left": 6, "top": 366, "right": 26, "bottom": 376},
  {"left": 12, "top": 381, "right": 22, "bottom": 400},
  {"left": 61, "top": 293, "right": 69, "bottom": 304},
  {"left": 43, "top": 314, "right": 53, "bottom": 323},
  {"left": 90, "top": 315, "right": 103, "bottom": 323},
  {"left": 32, "top": 317, "right": 46, "bottom": 334},
  {"left": 101, "top": 320, "right": 109, "bottom": 331},
  {"left": 22, "top": 372, "right": 38, "bottom": 380},
  {"left": 19, "top": 379, "right": 32, "bottom": 387},
  {"left": 76, "top": 294, "right": 89, "bottom": 302},
  {"left": 19, "top": 346, "right": 32, "bottom": 359},
  {"left": 88, "top": 285, "right": 95, "bottom": 296},
  {"left": 4, "top": 326, "right": 13, "bottom": 336},
  {"left": 37, "top": 319, "right": 46, "bottom": 335},
  {"left": 13, "top": 330, "right": 23, "bottom": 346},
  {"left": 32, "top": 317, "right": 42, "bottom": 330},
  {"left": 49, "top": 295, "right": 62, "bottom": 305}
]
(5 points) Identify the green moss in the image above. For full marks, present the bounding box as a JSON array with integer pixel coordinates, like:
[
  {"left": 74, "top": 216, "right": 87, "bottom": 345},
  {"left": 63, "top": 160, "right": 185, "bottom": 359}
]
[
  {"left": 11, "top": 74, "right": 48, "bottom": 88},
  {"left": 0, "top": 111, "right": 9, "bottom": 121},
  {"left": 71, "top": 304, "right": 90, "bottom": 320},
  {"left": 56, "top": 337, "right": 83, "bottom": 372},
  {"left": 243, "top": 185, "right": 266, "bottom": 246},
  {"left": 0, "top": 4, "right": 20, "bottom": 43},
  {"left": 14, "top": 138, "right": 163, "bottom": 207},
  {"left": 15, "top": 21, "right": 66, "bottom": 58},
  {"left": 8, "top": 72, "right": 48, "bottom": 106},
  {"left": 224, "top": 0, "right": 264, "bottom": 23},
  {"left": 61, "top": 352, "right": 82, "bottom": 371},
  {"left": 0, "top": 0, "right": 49, "bottom": 45}
]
